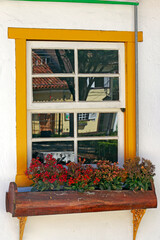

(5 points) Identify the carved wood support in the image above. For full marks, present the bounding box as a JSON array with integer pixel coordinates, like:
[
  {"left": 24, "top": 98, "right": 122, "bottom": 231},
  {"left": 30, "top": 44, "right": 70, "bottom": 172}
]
[
  {"left": 18, "top": 217, "right": 27, "bottom": 240},
  {"left": 131, "top": 209, "right": 146, "bottom": 240}
]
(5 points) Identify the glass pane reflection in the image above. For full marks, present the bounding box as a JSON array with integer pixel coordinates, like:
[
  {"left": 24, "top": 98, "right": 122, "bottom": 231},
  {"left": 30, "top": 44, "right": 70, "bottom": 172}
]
[
  {"left": 77, "top": 113, "right": 118, "bottom": 137},
  {"left": 32, "top": 113, "right": 74, "bottom": 138},
  {"left": 78, "top": 50, "right": 118, "bottom": 73},
  {"left": 78, "top": 140, "right": 118, "bottom": 164},
  {"left": 32, "top": 49, "right": 74, "bottom": 74},
  {"left": 32, "top": 141, "right": 74, "bottom": 164},
  {"left": 79, "top": 77, "right": 119, "bottom": 101},
  {"left": 33, "top": 77, "right": 75, "bottom": 102}
]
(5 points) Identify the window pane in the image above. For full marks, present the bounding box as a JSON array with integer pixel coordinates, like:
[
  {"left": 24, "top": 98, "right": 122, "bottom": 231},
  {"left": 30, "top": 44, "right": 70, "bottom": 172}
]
[
  {"left": 32, "top": 113, "right": 74, "bottom": 138},
  {"left": 78, "top": 140, "right": 118, "bottom": 164},
  {"left": 32, "top": 141, "right": 74, "bottom": 164},
  {"left": 77, "top": 113, "right": 118, "bottom": 137},
  {"left": 78, "top": 50, "right": 118, "bottom": 73},
  {"left": 32, "top": 49, "right": 74, "bottom": 74},
  {"left": 79, "top": 77, "right": 119, "bottom": 101},
  {"left": 32, "top": 77, "right": 75, "bottom": 102}
]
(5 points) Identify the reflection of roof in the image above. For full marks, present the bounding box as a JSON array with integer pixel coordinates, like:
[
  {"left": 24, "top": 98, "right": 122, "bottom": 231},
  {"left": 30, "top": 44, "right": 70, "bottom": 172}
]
[
  {"left": 32, "top": 51, "right": 68, "bottom": 90},
  {"left": 32, "top": 52, "right": 53, "bottom": 74},
  {"left": 33, "top": 77, "right": 68, "bottom": 89}
]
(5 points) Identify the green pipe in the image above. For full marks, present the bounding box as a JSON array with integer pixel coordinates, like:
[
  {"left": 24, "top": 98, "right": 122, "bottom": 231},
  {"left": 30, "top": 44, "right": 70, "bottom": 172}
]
[{"left": 14, "top": 0, "right": 139, "bottom": 6}]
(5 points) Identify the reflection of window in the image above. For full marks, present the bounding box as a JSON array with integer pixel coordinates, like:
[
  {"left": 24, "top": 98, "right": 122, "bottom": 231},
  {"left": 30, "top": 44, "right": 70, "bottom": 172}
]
[
  {"left": 78, "top": 113, "right": 89, "bottom": 121},
  {"left": 27, "top": 41, "right": 125, "bottom": 165},
  {"left": 65, "top": 113, "right": 70, "bottom": 121}
]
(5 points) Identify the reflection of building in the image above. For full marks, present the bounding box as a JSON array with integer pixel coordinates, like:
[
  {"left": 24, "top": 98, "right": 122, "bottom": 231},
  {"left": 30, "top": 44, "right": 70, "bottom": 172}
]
[
  {"left": 78, "top": 113, "right": 117, "bottom": 137},
  {"left": 32, "top": 113, "right": 72, "bottom": 137},
  {"left": 32, "top": 52, "right": 53, "bottom": 74},
  {"left": 79, "top": 76, "right": 119, "bottom": 102},
  {"left": 86, "top": 77, "right": 119, "bottom": 101},
  {"left": 33, "top": 77, "right": 73, "bottom": 102},
  {"left": 32, "top": 51, "right": 74, "bottom": 102},
  {"left": 32, "top": 112, "right": 117, "bottom": 138},
  {"left": 33, "top": 49, "right": 74, "bottom": 74}
]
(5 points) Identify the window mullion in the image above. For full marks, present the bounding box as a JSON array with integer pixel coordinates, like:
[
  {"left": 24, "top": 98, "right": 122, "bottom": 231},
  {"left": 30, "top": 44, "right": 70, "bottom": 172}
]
[
  {"left": 32, "top": 73, "right": 75, "bottom": 78},
  {"left": 75, "top": 48, "right": 78, "bottom": 102},
  {"left": 77, "top": 136, "right": 118, "bottom": 141},
  {"left": 78, "top": 73, "right": 120, "bottom": 78},
  {"left": 74, "top": 112, "right": 77, "bottom": 163},
  {"left": 74, "top": 48, "right": 78, "bottom": 162},
  {"left": 31, "top": 138, "right": 75, "bottom": 142}
]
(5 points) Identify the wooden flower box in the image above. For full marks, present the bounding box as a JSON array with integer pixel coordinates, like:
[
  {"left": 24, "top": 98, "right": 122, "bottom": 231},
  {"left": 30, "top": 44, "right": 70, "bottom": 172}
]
[
  {"left": 6, "top": 182, "right": 157, "bottom": 217},
  {"left": 6, "top": 182, "right": 157, "bottom": 240}
]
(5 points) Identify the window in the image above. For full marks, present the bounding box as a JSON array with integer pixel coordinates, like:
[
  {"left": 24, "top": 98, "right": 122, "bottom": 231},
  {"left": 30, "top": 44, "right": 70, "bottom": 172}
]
[
  {"left": 27, "top": 41, "right": 125, "bottom": 166},
  {"left": 8, "top": 28, "right": 142, "bottom": 186}
]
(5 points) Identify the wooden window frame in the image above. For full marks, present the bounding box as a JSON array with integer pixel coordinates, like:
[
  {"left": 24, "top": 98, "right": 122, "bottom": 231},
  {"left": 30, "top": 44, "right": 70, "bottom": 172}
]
[
  {"left": 8, "top": 28, "right": 143, "bottom": 186},
  {"left": 27, "top": 41, "right": 125, "bottom": 167}
]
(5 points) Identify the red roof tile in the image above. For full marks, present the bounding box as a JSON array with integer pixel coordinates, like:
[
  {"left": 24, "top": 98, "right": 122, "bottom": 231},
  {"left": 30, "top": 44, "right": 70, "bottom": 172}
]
[{"left": 33, "top": 77, "right": 68, "bottom": 89}]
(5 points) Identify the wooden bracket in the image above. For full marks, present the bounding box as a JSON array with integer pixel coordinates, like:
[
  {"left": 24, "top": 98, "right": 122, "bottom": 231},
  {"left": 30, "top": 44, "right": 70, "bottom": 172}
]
[
  {"left": 131, "top": 209, "right": 146, "bottom": 240},
  {"left": 16, "top": 211, "right": 146, "bottom": 240},
  {"left": 18, "top": 217, "right": 27, "bottom": 240}
]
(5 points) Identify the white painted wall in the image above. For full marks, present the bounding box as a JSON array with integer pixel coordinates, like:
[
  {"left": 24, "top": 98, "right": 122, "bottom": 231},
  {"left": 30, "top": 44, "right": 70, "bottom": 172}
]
[{"left": 0, "top": 0, "right": 159, "bottom": 239}]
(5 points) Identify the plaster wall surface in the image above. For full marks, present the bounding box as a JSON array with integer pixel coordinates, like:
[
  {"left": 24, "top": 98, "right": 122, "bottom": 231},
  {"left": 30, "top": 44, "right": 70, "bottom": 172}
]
[{"left": 0, "top": 0, "right": 159, "bottom": 240}]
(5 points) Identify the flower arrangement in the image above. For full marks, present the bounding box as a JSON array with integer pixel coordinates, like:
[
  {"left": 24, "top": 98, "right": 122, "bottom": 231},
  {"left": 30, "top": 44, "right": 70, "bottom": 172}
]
[
  {"left": 25, "top": 155, "right": 155, "bottom": 192},
  {"left": 123, "top": 157, "right": 155, "bottom": 191},
  {"left": 25, "top": 154, "right": 68, "bottom": 192}
]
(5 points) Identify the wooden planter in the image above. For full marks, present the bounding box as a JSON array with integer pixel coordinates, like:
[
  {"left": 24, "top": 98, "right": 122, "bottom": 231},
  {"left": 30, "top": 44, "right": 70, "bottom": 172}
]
[{"left": 6, "top": 182, "right": 157, "bottom": 240}]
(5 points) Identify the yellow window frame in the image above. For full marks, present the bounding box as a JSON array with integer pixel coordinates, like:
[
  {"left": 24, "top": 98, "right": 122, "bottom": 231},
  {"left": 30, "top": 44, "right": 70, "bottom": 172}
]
[{"left": 8, "top": 28, "right": 143, "bottom": 187}]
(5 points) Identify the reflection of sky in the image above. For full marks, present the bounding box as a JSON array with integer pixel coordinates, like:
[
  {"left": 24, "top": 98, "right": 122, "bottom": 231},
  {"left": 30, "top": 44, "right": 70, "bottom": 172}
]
[
  {"left": 113, "top": 114, "right": 118, "bottom": 132},
  {"left": 104, "top": 77, "right": 110, "bottom": 87}
]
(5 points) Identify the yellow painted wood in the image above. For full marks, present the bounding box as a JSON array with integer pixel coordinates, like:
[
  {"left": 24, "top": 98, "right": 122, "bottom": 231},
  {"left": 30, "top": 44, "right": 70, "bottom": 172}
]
[
  {"left": 18, "top": 217, "right": 27, "bottom": 240},
  {"left": 16, "top": 174, "right": 33, "bottom": 187},
  {"left": 8, "top": 28, "right": 143, "bottom": 43},
  {"left": 131, "top": 209, "right": 146, "bottom": 240},
  {"left": 15, "top": 39, "right": 28, "bottom": 186},
  {"left": 12, "top": 28, "right": 142, "bottom": 186},
  {"left": 124, "top": 42, "right": 136, "bottom": 159}
]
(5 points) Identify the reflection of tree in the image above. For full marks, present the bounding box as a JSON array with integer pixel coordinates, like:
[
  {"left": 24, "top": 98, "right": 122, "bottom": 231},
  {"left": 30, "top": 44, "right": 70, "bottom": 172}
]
[
  {"left": 33, "top": 49, "right": 118, "bottom": 102},
  {"left": 78, "top": 140, "right": 118, "bottom": 164},
  {"left": 78, "top": 50, "right": 118, "bottom": 101},
  {"left": 78, "top": 50, "right": 118, "bottom": 73},
  {"left": 33, "top": 49, "right": 74, "bottom": 73},
  {"left": 79, "top": 77, "right": 95, "bottom": 101},
  {"left": 96, "top": 140, "right": 117, "bottom": 162},
  {"left": 54, "top": 50, "right": 75, "bottom": 101},
  {"left": 52, "top": 51, "right": 74, "bottom": 136}
]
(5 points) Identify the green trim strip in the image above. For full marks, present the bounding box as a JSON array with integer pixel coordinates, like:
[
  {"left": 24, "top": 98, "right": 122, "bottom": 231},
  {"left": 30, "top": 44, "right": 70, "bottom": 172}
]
[{"left": 14, "top": 0, "right": 139, "bottom": 6}]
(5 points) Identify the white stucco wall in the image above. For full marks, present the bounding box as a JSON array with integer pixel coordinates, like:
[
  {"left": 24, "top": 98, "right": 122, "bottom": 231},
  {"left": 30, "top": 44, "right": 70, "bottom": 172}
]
[{"left": 0, "top": 0, "right": 159, "bottom": 239}]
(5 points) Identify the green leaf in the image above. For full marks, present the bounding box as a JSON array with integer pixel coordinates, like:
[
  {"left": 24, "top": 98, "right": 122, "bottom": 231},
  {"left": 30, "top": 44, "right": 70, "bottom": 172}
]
[{"left": 88, "top": 186, "right": 95, "bottom": 191}]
